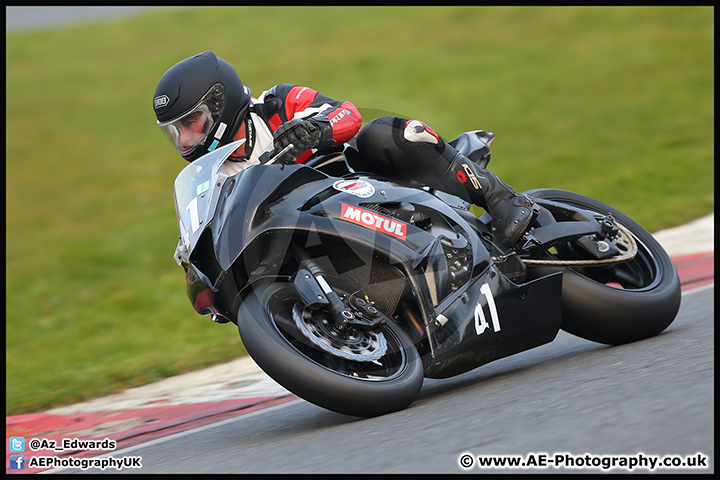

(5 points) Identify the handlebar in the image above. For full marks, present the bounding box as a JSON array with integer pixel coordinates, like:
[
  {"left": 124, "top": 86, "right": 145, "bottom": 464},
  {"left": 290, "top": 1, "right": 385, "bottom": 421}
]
[{"left": 260, "top": 143, "right": 295, "bottom": 165}]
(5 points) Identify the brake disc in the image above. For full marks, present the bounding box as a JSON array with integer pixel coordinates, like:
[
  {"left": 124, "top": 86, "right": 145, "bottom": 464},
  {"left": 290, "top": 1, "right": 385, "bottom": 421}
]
[{"left": 292, "top": 303, "right": 388, "bottom": 362}]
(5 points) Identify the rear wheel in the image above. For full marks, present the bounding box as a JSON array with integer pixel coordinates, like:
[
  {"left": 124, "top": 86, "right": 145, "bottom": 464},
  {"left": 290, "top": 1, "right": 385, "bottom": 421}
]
[
  {"left": 524, "top": 189, "right": 682, "bottom": 345},
  {"left": 237, "top": 281, "right": 423, "bottom": 417}
]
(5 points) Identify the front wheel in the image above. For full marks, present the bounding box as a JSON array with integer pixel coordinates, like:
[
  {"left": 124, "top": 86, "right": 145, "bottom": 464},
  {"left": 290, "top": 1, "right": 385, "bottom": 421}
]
[
  {"left": 524, "top": 189, "right": 682, "bottom": 345},
  {"left": 237, "top": 281, "right": 424, "bottom": 417}
]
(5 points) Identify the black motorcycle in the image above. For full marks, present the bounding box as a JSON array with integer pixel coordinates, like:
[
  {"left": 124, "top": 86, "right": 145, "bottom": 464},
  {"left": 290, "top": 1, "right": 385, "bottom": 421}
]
[{"left": 173, "top": 129, "right": 681, "bottom": 417}]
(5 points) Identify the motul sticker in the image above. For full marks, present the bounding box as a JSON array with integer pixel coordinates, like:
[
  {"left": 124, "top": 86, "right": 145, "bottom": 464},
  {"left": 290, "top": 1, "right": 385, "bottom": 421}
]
[
  {"left": 340, "top": 204, "right": 407, "bottom": 240},
  {"left": 333, "top": 179, "right": 376, "bottom": 198}
]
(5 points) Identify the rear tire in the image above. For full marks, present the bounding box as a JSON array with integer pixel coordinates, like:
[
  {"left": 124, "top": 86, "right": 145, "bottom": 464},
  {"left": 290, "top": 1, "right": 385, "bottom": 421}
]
[
  {"left": 524, "top": 189, "right": 682, "bottom": 345},
  {"left": 237, "top": 281, "right": 424, "bottom": 417}
]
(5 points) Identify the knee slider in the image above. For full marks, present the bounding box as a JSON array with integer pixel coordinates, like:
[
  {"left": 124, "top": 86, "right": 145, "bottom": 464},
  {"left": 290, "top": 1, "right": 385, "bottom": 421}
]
[{"left": 403, "top": 120, "right": 440, "bottom": 145}]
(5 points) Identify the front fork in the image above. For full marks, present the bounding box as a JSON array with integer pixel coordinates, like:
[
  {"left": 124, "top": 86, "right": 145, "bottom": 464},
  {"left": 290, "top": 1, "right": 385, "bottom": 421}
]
[{"left": 289, "top": 242, "right": 385, "bottom": 331}]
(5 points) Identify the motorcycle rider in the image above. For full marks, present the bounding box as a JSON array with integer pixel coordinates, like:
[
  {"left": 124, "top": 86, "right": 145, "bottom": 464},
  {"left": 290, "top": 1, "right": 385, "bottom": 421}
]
[{"left": 153, "top": 51, "right": 534, "bottom": 246}]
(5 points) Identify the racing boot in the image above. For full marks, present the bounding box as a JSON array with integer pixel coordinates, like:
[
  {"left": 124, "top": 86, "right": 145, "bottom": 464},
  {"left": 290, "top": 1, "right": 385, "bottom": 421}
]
[{"left": 439, "top": 152, "right": 535, "bottom": 247}]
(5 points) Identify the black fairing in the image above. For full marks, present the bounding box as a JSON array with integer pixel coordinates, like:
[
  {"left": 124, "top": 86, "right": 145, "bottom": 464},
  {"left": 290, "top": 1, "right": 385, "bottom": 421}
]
[
  {"left": 210, "top": 163, "right": 492, "bottom": 304},
  {"left": 179, "top": 152, "right": 562, "bottom": 378}
]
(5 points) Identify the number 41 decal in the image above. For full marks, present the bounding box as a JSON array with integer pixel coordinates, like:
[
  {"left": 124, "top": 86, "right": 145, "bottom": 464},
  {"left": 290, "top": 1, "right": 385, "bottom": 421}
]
[{"left": 475, "top": 283, "right": 501, "bottom": 335}]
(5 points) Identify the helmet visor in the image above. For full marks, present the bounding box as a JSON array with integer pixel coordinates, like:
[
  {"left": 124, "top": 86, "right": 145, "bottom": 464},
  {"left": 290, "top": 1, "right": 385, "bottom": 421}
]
[{"left": 158, "top": 83, "right": 225, "bottom": 158}]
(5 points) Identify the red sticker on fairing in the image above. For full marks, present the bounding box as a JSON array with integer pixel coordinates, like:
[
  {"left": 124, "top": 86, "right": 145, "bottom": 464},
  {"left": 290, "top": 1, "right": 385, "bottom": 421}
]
[
  {"left": 340, "top": 204, "right": 407, "bottom": 240},
  {"left": 333, "top": 179, "right": 376, "bottom": 198}
]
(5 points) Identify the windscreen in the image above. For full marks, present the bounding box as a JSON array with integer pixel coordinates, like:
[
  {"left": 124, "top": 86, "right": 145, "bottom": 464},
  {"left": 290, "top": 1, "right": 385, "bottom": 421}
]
[{"left": 173, "top": 140, "right": 246, "bottom": 263}]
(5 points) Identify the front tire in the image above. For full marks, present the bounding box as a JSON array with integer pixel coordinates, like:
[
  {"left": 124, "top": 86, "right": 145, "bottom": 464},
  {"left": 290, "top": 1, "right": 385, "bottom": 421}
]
[
  {"left": 237, "top": 281, "right": 424, "bottom": 417},
  {"left": 524, "top": 189, "right": 682, "bottom": 345}
]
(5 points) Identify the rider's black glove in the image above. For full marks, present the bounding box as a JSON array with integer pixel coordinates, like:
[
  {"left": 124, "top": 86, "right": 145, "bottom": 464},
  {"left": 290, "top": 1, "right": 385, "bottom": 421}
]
[{"left": 273, "top": 117, "right": 334, "bottom": 164}]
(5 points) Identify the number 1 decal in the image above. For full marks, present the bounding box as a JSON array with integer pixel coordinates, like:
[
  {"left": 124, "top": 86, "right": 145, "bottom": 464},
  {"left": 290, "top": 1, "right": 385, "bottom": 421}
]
[
  {"left": 186, "top": 197, "right": 200, "bottom": 233},
  {"left": 475, "top": 283, "right": 501, "bottom": 335}
]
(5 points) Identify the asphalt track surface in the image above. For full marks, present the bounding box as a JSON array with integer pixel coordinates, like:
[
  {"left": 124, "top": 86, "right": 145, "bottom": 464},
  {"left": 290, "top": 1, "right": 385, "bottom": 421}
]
[
  {"left": 5, "top": 7, "right": 161, "bottom": 32},
  {"left": 58, "top": 284, "right": 713, "bottom": 474}
]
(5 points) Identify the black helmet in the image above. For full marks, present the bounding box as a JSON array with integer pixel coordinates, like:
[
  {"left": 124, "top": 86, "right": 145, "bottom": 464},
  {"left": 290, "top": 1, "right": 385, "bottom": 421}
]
[{"left": 153, "top": 51, "right": 251, "bottom": 162}]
